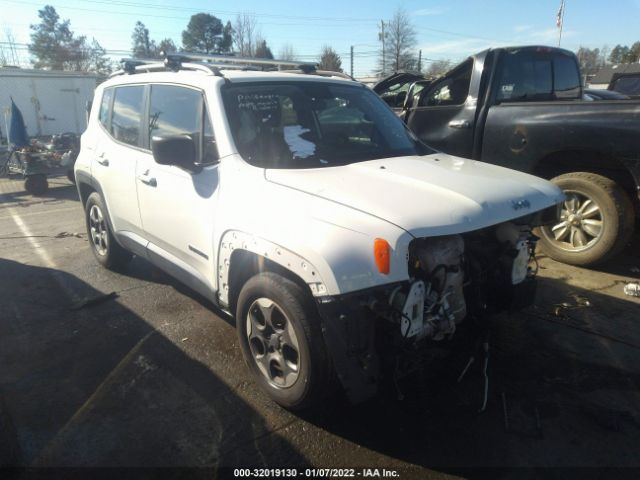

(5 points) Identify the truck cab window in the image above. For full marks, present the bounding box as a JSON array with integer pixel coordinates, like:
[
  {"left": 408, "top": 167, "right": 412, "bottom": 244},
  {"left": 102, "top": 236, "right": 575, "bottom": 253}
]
[
  {"left": 420, "top": 60, "right": 472, "bottom": 107},
  {"left": 495, "top": 49, "right": 581, "bottom": 102},
  {"left": 553, "top": 53, "right": 581, "bottom": 99},
  {"left": 496, "top": 50, "right": 553, "bottom": 102}
]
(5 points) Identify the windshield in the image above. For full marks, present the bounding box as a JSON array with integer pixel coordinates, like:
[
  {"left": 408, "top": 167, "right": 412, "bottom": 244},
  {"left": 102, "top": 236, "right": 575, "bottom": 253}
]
[{"left": 222, "top": 81, "right": 432, "bottom": 168}]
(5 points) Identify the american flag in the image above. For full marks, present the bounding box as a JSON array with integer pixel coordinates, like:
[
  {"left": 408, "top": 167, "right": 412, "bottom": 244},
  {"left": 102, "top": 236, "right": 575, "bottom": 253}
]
[{"left": 556, "top": 0, "right": 565, "bottom": 29}]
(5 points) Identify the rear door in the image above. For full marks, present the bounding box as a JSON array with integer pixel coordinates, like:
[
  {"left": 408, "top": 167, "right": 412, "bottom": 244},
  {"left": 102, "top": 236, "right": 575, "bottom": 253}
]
[
  {"left": 93, "top": 85, "right": 145, "bottom": 236},
  {"left": 135, "top": 84, "right": 220, "bottom": 294},
  {"left": 480, "top": 48, "right": 582, "bottom": 171},
  {"left": 405, "top": 59, "right": 475, "bottom": 157}
]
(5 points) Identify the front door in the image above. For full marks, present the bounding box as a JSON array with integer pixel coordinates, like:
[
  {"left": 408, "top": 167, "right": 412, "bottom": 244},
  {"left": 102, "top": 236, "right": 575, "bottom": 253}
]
[
  {"left": 135, "top": 84, "right": 220, "bottom": 293},
  {"left": 405, "top": 59, "right": 476, "bottom": 158}
]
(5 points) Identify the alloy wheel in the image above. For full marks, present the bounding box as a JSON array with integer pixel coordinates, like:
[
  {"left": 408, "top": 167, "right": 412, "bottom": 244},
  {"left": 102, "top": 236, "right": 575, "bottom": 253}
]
[
  {"left": 543, "top": 190, "right": 604, "bottom": 251},
  {"left": 89, "top": 204, "right": 109, "bottom": 256},
  {"left": 245, "top": 297, "right": 301, "bottom": 389}
]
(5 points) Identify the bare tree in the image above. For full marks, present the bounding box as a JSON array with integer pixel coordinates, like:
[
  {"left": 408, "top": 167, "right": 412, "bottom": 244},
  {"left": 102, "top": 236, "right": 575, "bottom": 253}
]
[
  {"left": 234, "top": 13, "right": 259, "bottom": 57},
  {"left": 0, "top": 28, "right": 20, "bottom": 66},
  {"left": 576, "top": 46, "right": 601, "bottom": 75},
  {"left": 381, "top": 7, "right": 417, "bottom": 74},
  {"left": 279, "top": 43, "right": 296, "bottom": 61}
]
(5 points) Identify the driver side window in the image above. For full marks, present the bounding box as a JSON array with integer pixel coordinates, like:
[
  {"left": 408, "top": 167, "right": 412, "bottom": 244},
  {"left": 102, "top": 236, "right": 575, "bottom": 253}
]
[{"left": 420, "top": 59, "right": 472, "bottom": 107}]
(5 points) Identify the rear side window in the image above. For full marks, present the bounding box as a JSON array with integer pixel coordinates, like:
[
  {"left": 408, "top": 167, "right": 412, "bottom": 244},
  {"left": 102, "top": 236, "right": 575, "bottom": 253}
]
[
  {"left": 554, "top": 54, "right": 581, "bottom": 99},
  {"left": 111, "top": 86, "right": 144, "bottom": 146},
  {"left": 496, "top": 51, "right": 552, "bottom": 101},
  {"left": 149, "top": 85, "right": 217, "bottom": 163},
  {"left": 496, "top": 49, "right": 580, "bottom": 102},
  {"left": 98, "top": 88, "right": 113, "bottom": 128}
]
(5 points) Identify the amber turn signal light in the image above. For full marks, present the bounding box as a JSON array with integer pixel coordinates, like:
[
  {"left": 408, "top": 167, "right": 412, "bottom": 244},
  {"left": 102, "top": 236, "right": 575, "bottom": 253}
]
[{"left": 374, "top": 238, "right": 391, "bottom": 274}]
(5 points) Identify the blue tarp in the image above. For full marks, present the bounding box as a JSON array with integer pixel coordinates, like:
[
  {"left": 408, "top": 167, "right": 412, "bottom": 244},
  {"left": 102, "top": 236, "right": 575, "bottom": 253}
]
[{"left": 8, "top": 97, "right": 29, "bottom": 149}]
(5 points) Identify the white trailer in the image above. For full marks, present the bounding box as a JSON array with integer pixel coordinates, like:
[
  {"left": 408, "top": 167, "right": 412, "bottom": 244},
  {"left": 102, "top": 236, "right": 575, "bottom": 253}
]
[{"left": 1, "top": 67, "right": 97, "bottom": 141}]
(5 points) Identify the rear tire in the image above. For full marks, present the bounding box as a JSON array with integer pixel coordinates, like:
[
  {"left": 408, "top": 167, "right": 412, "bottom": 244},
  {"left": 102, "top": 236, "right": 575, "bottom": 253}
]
[
  {"left": 85, "top": 192, "right": 132, "bottom": 270},
  {"left": 236, "top": 272, "right": 334, "bottom": 410},
  {"left": 538, "top": 172, "right": 635, "bottom": 266}
]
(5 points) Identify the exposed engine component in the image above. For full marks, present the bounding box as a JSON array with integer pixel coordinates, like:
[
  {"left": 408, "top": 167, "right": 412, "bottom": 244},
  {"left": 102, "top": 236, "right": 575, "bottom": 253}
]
[
  {"left": 495, "top": 222, "right": 533, "bottom": 285},
  {"left": 385, "top": 223, "right": 538, "bottom": 343},
  {"left": 465, "top": 222, "right": 538, "bottom": 314},
  {"left": 389, "top": 234, "right": 466, "bottom": 341}
]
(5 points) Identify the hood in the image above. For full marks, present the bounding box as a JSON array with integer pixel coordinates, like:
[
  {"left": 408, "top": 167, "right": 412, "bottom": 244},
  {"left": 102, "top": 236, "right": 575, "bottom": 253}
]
[{"left": 265, "top": 154, "right": 564, "bottom": 238}]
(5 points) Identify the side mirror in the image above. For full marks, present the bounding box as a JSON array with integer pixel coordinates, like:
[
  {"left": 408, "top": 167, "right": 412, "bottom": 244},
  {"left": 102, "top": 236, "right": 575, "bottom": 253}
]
[{"left": 151, "top": 135, "right": 196, "bottom": 169}]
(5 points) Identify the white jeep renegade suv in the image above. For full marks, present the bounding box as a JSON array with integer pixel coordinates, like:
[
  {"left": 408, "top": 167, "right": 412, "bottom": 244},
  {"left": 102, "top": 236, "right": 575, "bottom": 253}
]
[{"left": 75, "top": 55, "right": 563, "bottom": 409}]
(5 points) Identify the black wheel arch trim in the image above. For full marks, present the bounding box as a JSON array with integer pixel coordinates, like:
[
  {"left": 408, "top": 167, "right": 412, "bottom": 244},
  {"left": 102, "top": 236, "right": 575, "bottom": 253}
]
[
  {"left": 75, "top": 171, "right": 121, "bottom": 246},
  {"left": 314, "top": 283, "right": 403, "bottom": 404}
]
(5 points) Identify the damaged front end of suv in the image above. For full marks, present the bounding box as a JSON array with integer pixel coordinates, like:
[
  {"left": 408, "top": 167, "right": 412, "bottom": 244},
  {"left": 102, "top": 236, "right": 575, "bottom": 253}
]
[{"left": 316, "top": 208, "right": 558, "bottom": 404}]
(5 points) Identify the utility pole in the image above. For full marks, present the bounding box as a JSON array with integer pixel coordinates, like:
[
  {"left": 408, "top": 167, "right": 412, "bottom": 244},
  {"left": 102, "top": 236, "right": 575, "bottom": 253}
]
[
  {"left": 379, "top": 20, "right": 386, "bottom": 76},
  {"left": 350, "top": 45, "right": 354, "bottom": 78},
  {"left": 417, "top": 50, "right": 422, "bottom": 73}
]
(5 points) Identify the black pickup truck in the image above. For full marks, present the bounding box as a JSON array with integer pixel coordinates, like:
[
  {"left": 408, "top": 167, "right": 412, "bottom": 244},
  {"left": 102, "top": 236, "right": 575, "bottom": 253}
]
[{"left": 395, "top": 46, "right": 640, "bottom": 266}]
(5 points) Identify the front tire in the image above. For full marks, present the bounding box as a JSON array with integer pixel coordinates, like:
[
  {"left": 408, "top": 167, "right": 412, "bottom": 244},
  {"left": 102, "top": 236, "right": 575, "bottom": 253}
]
[
  {"left": 236, "top": 272, "right": 333, "bottom": 410},
  {"left": 538, "top": 172, "right": 635, "bottom": 266},
  {"left": 85, "top": 192, "right": 132, "bottom": 270}
]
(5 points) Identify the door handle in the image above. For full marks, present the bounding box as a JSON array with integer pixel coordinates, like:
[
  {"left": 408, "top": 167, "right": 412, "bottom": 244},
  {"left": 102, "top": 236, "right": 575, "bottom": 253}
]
[
  {"left": 448, "top": 120, "right": 471, "bottom": 129},
  {"left": 137, "top": 173, "right": 157, "bottom": 187},
  {"left": 96, "top": 153, "right": 109, "bottom": 166}
]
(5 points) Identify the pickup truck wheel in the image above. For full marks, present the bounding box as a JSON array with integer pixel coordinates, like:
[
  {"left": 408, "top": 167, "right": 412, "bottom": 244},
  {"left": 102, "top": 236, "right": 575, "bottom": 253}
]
[
  {"left": 85, "top": 192, "right": 132, "bottom": 269},
  {"left": 236, "top": 272, "right": 332, "bottom": 410},
  {"left": 538, "top": 172, "right": 634, "bottom": 266}
]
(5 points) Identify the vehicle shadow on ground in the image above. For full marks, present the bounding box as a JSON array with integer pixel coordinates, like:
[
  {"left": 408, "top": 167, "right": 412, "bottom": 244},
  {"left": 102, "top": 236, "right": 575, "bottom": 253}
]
[
  {"left": 300, "top": 274, "right": 640, "bottom": 473},
  {"left": 116, "top": 257, "right": 236, "bottom": 329},
  {"left": 0, "top": 176, "right": 79, "bottom": 207},
  {"left": 0, "top": 258, "right": 307, "bottom": 470}
]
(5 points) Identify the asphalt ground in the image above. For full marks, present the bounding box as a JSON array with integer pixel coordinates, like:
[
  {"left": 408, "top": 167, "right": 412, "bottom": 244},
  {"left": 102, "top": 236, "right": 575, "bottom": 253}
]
[{"left": 1, "top": 172, "right": 639, "bottom": 479}]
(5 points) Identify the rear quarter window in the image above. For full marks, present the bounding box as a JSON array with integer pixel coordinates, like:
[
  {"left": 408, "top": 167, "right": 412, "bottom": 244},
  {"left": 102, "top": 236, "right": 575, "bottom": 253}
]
[
  {"left": 98, "top": 88, "right": 113, "bottom": 129},
  {"left": 111, "top": 85, "right": 145, "bottom": 147}
]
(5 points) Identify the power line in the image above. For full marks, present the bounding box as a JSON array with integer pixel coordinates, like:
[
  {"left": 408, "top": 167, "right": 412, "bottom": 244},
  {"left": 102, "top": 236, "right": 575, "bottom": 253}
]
[
  {"left": 73, "top": 0, "right": 380, "bottom": 23},
  {"left": 0, "top": 0, "right": 379, "bottom": 27},
  {"left": 0, "top": 0, "right": 512, "bottom": 47}
]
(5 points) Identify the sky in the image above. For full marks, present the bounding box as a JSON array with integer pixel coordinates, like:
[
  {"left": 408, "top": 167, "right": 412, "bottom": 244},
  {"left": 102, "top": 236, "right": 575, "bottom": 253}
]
[{"left": 1, "top": 0, "right": 640, "bottom": 77}]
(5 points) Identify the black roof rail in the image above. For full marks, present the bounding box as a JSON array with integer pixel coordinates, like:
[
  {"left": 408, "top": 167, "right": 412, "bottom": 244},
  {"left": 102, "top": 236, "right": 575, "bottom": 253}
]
[
  {"left": 161, "top": 51, "right": 319, "bottom": 72},
  {"left": 111, "top": 57, "right": 226, "bottom": 79},
  {"left": 111, "top": 52, "right": 351, "bottom": 81}
]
